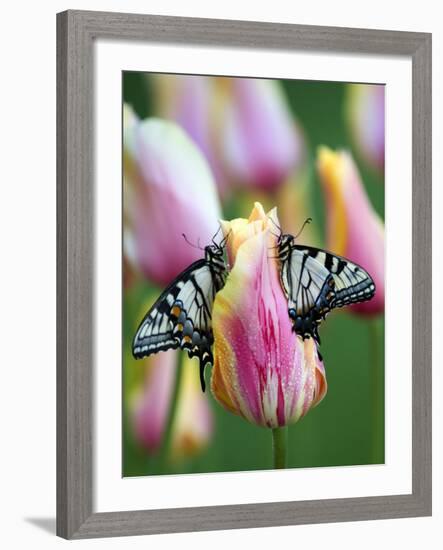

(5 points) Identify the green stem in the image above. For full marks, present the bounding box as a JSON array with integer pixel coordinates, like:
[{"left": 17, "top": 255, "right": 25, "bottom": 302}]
[
  {"left": 158, "top": 351, "right": 184, "bottom": 472},
  {"left": 369, "top": 319, "right": 384, "bottom": 463},
  {"left": 272, "top": 426, "right": 288, "bottom": 469}
]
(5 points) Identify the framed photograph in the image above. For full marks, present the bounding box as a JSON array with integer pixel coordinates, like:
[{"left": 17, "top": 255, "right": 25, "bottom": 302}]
[{"left": 57, "top": 10, "right": 432, "bottom": 539}]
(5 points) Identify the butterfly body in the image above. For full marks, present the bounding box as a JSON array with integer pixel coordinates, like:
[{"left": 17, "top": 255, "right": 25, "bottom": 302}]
[
  {"left": 277, "top": 233, "right": 376, "bottom": 345},
  {"left": 132, "top": 243, "right": 227, "bottom": 391}
]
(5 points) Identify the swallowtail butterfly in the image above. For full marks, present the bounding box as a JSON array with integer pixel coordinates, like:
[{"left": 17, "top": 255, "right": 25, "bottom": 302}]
[
  {"left": 132, "top": 239, "right": 227, "bottom": 392},
  {"left": 277, "top": 226, "right": 376, "bottom": 345}
]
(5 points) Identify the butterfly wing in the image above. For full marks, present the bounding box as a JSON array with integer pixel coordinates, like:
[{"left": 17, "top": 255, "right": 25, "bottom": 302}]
[
  {"left": 280, "top": 247, "right": 336, "bottom": 342},
  {"left": 132, "top": 259, "right": 224, "bottom": 391},
  {"left": 281, "top": 244, "right": 376, "bottom": 342},
  {"left": 292, "top": 246, "right": 376, "bottom": 308}
]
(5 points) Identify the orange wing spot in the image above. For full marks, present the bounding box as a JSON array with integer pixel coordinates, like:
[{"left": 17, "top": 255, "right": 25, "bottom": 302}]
[
  {"left": 171, "top": 305, "right": 181, "bottom": 317},
  {"left": 183, "top": 335, "right": 192, "bottom": 344}
]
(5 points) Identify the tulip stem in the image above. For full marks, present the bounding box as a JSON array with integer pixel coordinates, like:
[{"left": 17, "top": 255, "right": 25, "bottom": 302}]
[
  {"left": 272, "top": 427, "right": 288, "bottom": 469},
  {"left": 159, "top": 351, "right": 184, "bottom": 471}
]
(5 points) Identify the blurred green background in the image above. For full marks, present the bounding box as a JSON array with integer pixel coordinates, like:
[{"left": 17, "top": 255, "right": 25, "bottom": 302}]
[{"left": 123, "top": 73, "right": 384, "bottom": 477}]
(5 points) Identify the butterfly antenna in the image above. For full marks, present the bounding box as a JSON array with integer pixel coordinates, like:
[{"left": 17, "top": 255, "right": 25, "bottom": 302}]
[
  {"left": 269, "top": 216, "right": 282, "bottom": 236},
  {"left": 220, "top": 228, "right": 232, "bottom": 248},
  {"left": 294, "top": 217, "right": 313, "bottom": 240},
  {"left": 211, "top": 224, "right": 222, "bottom": 245},
  {"left": 182, "top": 233, "right": 204, "bottom": 251},
  {"left": 266, "top": 217, "right": 283, "bottom": 249}
]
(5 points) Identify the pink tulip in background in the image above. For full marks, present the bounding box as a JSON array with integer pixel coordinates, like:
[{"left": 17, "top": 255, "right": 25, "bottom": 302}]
[
  {"left": 154, "top": 75, "right": 303, "bottom": 195},
  {"left": 210, "top": 203, "right": 327, "bottom": 428},
  {"left": 221, "top": 79, "right": 303, "bottom": 192},
  {"left": 123, "top": 111, "right": 222, "bottom": 287},
  {"left": 131, "top": 352, "right": 213, "bottom": 458},
  {"left": 317, "top": 147, "right": 384, "bottom": 315},
  {"left": 153, "top": 75, "right": 229, "bottom": 197},
  {"left": 346, "top": 84, "right": 385, "bottom": 175},
  {"left": 131, "top": 350, "right": 176, "bottom": 454}
]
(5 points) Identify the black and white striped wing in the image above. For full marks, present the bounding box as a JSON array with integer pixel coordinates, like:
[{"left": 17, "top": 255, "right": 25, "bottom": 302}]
[
  {"left": 280, "top": 248, "right": 336, "bottom": 341},
  {"left": 132, "top": 260, "right": 223, "bottom": 391},
  {"left": 292, "top": 246, "right": 376, "bottom": 308}
]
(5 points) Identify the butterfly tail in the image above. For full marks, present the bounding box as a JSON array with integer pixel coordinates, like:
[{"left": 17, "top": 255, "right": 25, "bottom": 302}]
[
  {"left": 312, "top": 324, "right": 322, "bottom": 346},
  {"left": 199, "top": 360, "right": 206, "bottom": 393}
]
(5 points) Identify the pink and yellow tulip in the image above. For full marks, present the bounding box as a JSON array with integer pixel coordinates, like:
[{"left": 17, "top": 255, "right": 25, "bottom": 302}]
[
  {"left": 210, "top": 203, "right": 327, "bottom": 428},
  {"left": 317, "top": 147, "right": 384, "bottom": 315}
]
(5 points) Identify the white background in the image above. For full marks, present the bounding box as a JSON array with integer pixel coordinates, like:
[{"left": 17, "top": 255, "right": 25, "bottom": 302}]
[
  {"left": 95, "top": 42, "right": 412, "bottom": 511},
  {"left": 0, "top": 0, "right": 440, "bottom": 548}
]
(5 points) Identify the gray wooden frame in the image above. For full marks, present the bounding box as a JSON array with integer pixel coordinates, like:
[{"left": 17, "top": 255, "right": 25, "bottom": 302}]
[{"left": 57, "top": 9, "right": 432, "bottom": 539}]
